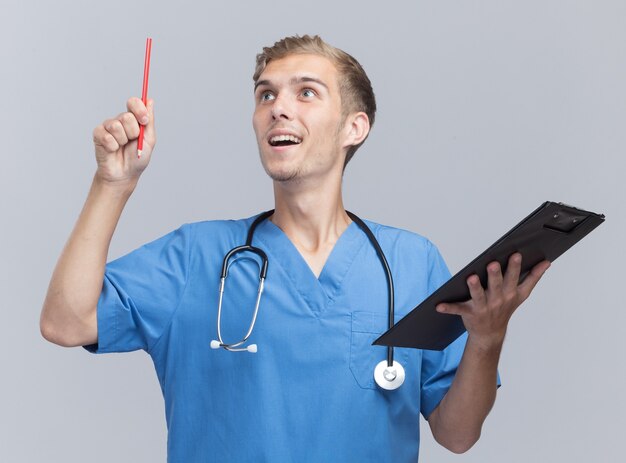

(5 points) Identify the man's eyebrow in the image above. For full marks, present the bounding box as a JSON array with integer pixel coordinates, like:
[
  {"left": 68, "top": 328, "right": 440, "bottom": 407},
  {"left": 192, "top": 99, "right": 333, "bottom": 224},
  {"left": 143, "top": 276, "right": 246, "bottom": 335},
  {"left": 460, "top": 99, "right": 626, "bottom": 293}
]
[
  {"left": 254, "top": 79, "right": 270, "bottom": 92},
  {"left": 290, "top": 76, "right": 329, "bottom": 90},
  {"left": 253, "top": 76, "right": 330, "bottom": 92}
]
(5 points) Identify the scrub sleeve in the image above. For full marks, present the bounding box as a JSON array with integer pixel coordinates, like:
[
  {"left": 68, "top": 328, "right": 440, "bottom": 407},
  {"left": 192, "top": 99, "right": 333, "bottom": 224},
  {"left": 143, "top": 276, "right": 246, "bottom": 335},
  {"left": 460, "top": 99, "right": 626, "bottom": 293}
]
[{"left": 84, "top": 225, "right": 194, "bottom": 354}]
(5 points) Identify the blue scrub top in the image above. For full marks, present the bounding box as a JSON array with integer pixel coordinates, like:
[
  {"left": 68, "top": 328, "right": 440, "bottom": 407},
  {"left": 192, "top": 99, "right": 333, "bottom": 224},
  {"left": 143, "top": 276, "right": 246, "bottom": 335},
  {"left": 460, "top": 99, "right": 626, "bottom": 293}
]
[{"left": 86, "top": 215, "right": 470, "bottom": 462}]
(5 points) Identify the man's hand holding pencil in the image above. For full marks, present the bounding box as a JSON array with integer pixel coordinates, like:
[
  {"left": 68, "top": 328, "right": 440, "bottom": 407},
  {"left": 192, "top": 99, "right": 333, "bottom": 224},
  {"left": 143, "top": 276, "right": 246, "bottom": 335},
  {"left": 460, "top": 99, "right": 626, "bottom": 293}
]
[
  {"left": 92, "top": 96, "right": 155, "bottom": 188},
  {"left": 91, "top": 38, "right": 154, "bottom": 190}
]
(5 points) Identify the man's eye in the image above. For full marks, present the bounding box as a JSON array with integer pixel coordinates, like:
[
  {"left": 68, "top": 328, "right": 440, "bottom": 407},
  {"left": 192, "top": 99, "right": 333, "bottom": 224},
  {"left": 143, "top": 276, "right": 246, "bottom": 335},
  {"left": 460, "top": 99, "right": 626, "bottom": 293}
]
[
  {"left": 260, "top": 92, "right": 275, "bottom": 101},
  {"left": 301, "top": 89, "right": 316, "bottom": 98}
]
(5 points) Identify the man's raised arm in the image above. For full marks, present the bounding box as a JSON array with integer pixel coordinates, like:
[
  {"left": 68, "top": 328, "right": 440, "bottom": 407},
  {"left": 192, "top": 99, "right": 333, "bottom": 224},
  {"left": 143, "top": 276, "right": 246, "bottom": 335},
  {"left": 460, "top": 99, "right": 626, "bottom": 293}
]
[{"left": 40, "top": 97, "right": 156, "bottom": 347}]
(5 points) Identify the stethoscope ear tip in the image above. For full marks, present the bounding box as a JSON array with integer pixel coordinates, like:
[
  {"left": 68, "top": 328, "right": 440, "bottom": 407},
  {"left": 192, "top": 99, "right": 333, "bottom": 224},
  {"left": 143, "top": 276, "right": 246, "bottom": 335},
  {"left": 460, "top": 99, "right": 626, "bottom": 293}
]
[
  {"left": 247, "top": 344, "right": 258, "bottom": 353},
  {"left": 210, "top": 340, "right": 221, "bottom": 349}
]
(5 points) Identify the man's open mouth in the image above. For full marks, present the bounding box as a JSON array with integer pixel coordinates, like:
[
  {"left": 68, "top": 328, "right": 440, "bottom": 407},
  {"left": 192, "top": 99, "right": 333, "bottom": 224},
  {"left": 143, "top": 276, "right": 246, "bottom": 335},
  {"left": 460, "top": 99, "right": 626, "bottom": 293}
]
[{"left": 269, "top": 135, "right": 303, "bottom": 147}]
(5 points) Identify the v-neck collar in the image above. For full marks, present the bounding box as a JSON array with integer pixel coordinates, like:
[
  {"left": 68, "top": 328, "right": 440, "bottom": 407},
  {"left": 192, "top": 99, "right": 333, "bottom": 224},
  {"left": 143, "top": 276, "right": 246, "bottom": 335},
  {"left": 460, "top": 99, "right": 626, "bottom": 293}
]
[{"left": 253, "top": 219, "right": 367, "bottom": 316}]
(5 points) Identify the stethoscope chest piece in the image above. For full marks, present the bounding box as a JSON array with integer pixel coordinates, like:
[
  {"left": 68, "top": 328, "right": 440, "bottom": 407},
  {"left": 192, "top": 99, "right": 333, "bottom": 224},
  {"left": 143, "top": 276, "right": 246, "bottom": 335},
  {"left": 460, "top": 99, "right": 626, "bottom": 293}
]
[{"left": 374, "top": 359, "right": 405, "bottom": 391}]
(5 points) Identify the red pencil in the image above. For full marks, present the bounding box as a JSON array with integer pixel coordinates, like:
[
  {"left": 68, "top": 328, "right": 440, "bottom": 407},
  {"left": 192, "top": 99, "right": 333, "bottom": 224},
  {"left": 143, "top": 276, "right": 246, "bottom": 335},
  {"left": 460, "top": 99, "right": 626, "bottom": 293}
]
[{"left": 137, "top": 37, "right": 152, "bottom": 158}]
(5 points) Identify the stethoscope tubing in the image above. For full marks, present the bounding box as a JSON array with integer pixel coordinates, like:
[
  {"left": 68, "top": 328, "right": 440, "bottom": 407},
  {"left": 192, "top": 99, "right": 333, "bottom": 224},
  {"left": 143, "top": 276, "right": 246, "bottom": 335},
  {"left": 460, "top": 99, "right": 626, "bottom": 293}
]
[
  {"left": 345, "top": 211, "right": 395, "bottom": 368},
  {"left": 213, "top": 210, "right": 396, "bottom": 369},
  {"left": 214, "top": 244, "right": 268, "bottom": 352}
]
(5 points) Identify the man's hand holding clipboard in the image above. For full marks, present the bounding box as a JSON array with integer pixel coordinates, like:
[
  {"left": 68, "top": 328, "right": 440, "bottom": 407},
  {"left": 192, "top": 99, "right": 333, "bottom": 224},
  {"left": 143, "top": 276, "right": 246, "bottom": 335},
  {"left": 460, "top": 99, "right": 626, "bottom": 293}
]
[
  {"left": 375, "top": 202, "right": 605, "bottom": 351},
  {"left": 435, "top": 252, "right": 551, "bottom": 350}
]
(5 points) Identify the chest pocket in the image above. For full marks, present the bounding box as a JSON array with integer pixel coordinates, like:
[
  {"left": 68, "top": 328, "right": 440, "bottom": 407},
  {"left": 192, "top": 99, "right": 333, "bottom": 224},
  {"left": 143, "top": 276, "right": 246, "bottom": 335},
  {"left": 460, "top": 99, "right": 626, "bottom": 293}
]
[{"left": 349, "top": 311, "right": 410, "bottom": 390}]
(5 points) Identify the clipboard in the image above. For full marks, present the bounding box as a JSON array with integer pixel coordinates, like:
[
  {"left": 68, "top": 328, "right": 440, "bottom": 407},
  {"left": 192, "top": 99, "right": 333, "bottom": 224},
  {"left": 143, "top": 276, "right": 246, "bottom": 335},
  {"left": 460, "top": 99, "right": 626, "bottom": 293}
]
[{"left": 373, "top": 201, "right": 605, "bottom": 351}]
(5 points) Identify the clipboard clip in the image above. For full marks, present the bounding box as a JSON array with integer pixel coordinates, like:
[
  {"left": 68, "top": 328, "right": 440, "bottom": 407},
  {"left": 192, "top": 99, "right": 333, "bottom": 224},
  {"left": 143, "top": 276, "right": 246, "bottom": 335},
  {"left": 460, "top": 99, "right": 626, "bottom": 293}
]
[{"left": 543, "top": 207, "right": 588, "bottom": 234}]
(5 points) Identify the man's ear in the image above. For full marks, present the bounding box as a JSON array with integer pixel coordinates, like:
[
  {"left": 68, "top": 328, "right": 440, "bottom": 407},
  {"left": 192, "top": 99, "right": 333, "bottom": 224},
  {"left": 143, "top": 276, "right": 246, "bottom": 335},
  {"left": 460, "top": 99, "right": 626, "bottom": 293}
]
[{"left": 342, "top": 112, "right": 370, "bottom": 149}]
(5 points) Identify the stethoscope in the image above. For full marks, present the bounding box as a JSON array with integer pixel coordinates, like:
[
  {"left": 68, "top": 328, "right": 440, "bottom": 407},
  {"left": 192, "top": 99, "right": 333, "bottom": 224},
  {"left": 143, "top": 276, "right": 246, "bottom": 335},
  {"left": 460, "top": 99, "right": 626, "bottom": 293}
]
[{"left": 210, "top": 210, "right": 405, "bottom": 391}]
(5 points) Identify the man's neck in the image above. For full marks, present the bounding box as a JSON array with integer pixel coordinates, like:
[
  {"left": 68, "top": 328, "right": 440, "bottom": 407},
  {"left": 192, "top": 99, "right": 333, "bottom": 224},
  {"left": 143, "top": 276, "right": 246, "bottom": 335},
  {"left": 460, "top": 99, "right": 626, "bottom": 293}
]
[{"left": 270, "top": 173, "right": 351, "bottom": 276}]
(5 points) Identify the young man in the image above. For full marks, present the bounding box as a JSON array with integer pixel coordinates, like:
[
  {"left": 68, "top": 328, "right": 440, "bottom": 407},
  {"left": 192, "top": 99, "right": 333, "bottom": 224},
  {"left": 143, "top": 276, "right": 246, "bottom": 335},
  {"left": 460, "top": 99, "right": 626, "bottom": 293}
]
[{"left": 41, "top": 35, "right": 549, "bottom": 461}]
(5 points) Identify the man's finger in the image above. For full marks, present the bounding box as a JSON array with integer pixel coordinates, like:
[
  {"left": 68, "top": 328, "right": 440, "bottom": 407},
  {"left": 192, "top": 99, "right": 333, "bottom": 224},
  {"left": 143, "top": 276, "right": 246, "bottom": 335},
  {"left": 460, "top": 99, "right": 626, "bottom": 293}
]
[
  {"left": 143, "top": 98, "right": 156, "bottom": 142},
  {"left": 104, "top": 118, "right": 129, "bottom": 146},
  {"left": 486, "top": 261, "right": 503, "bottom": 297},
  {"left": 436, "top": 302, "right": 472, "bottom": 317},
  {"left": 93, "top": 124, "right": 119, "bottom": 153},
  {"left": 503, "top": 252, "right": 522, "bottom": 292},
  {"left": 116, "top": 111, "right": 141, "bottom": 141},
  {"left": 518, "top": 260, "right": 551, "bottom": 300},
  {"left": 467, "top": 274, "right": 487, "bottom": 306},
  {"left": 126, "top": 96, "right": 149, "bottom": 125}
]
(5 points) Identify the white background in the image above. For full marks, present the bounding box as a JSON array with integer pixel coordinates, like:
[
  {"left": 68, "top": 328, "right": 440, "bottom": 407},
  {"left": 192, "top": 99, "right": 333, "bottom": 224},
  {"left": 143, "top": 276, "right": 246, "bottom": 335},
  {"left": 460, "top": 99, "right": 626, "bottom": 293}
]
[{"left": 1, "top": 0, "right": 624, "bottom": 461}]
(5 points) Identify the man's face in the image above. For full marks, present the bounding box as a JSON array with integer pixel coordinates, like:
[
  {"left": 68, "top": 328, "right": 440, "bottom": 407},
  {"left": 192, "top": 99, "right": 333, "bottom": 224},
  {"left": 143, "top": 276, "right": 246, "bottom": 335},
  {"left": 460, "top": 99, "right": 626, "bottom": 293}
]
[{"left": 252, "top": 54, "right": 348, "bottom": 183}]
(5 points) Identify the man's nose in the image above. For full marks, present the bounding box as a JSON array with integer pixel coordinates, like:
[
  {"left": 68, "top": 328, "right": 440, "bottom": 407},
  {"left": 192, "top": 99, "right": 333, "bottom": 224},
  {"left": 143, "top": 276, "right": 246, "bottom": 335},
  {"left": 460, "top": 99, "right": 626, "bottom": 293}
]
[{"left": 271, "top": 95, "right": 294, "bottom": 121}]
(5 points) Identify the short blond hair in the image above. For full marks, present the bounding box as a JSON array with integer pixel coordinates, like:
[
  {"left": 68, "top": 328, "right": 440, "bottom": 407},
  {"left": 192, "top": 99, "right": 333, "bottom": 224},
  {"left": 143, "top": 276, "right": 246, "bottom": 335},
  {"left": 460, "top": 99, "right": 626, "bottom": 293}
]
[{"left": 254, "top": 35, "right": 376, "bottom": 167}]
